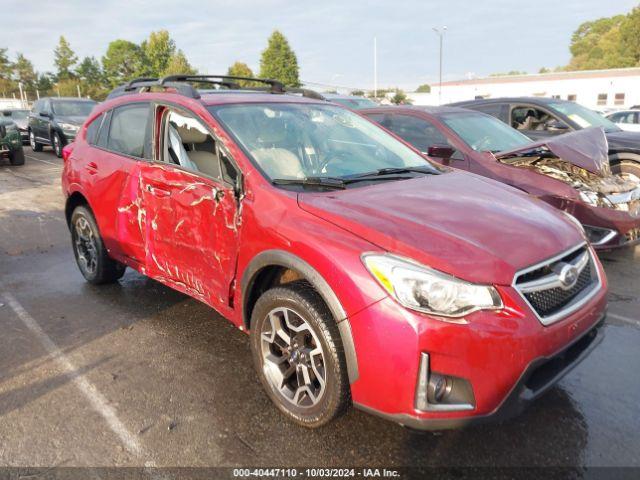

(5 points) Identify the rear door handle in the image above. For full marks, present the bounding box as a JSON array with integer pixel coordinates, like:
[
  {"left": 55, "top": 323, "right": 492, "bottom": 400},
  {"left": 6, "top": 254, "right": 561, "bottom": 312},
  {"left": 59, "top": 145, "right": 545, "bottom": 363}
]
[{"left": 146, "top": 184, "right": 171, "bottom": 198}]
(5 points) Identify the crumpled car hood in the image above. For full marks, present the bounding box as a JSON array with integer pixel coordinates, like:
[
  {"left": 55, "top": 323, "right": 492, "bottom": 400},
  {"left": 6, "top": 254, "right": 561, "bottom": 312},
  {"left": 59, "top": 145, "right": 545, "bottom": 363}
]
[
  {"left": 298, "top": 171, "right": 583, "bottom": 285},
  {"left": 495, "top": 127, "right": 609, "bottom": 176}
]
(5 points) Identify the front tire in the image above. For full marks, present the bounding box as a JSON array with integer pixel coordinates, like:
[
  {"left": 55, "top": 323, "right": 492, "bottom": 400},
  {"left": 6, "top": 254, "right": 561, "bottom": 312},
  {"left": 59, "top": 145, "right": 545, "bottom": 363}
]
[
  {"left": 9, "top": 146, "right": 25, "bottom": 165},
  {"left": 52, "top": 131, "right": 63, "bottom": 158},
  {"left": 29, "top": 130, "right": 43, "bottom": 152},
  {"left": 250, "top": 281, "right": 351, "bottom": 428},
  {"left": 70, "top": 206, "right": 126, "bottom": 284}
]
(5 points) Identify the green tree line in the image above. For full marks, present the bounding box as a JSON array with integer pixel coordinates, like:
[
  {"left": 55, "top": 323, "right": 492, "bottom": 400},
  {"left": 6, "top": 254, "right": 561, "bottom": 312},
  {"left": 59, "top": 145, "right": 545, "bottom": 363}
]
[{"left": 0, "top": 29, "right": 301, "bottom": 102}]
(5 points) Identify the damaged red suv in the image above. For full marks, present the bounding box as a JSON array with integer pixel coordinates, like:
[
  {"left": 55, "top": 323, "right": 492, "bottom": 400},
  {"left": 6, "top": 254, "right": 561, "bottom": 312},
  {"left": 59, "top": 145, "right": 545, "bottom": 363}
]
[
  {"left": 362, "top": 106, "right": 640, "bottom": 249},
  {"left": 62, "top": 76, "right": 607, "bottom": 430}
]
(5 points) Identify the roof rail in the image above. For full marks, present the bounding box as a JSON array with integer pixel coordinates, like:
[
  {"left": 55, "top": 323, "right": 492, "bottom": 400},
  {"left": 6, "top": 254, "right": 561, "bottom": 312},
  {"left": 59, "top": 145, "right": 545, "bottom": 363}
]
[{"left": 106, "top": 75, "right": 327, "bottom": 102}]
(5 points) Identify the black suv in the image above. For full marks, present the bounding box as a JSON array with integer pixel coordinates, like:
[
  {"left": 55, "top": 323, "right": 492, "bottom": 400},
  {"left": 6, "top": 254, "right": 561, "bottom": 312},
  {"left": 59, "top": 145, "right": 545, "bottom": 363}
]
[
  {"left": 450, "top": 97, "right": 640, "bottom": 180},
  {"left": 28, "top": 97, "right": 97, "bottom": 157}
]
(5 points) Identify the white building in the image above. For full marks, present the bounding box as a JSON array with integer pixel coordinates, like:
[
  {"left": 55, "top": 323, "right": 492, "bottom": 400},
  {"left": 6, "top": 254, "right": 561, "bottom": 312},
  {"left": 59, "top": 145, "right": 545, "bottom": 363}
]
[{"left": 408, "top": 67, "right": 640, "bottom": 110}]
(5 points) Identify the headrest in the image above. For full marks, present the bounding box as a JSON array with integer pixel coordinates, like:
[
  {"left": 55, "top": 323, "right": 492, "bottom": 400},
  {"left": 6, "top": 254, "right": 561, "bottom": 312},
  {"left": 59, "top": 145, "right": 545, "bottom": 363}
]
[{"left": 176, "top": 124, "right": 208, "bottom": 143}]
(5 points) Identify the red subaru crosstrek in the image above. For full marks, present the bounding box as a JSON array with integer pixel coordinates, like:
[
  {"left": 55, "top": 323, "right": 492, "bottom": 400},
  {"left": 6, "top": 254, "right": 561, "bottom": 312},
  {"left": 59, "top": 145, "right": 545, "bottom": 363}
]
[{"left": 62, "top": 76, "right": 607, "bottom": 430}]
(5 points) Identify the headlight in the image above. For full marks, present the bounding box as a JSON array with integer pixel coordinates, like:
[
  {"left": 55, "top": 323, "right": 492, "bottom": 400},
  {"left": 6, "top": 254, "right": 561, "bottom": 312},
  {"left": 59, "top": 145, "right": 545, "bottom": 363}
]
[
  {"left": 59, "top": 123, "right": 79, "bottom": 132},
  {"left": 362, "top": 253, "right": 503, "bottom": 319}
]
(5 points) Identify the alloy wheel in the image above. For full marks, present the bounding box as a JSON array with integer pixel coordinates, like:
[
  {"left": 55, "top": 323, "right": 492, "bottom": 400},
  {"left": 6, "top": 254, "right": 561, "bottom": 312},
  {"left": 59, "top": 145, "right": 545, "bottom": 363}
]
[
  {"left": 53, "top": 134, "right": 61, "bottom": 156},
  {"left": 74, "top": 216, "right": 98, "bottom": 275},
  {"left": 260, "top": 307, "right": 327, "bottom": 408},
  {"left": 29, "top": 131, "right": 35, "bottom": 149}
]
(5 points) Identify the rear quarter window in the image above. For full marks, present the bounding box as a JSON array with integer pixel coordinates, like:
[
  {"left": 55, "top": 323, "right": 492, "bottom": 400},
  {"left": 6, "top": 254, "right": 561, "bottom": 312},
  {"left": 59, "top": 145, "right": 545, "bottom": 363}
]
[
  {"left": 106, "top": 104, "right": 150, "bottom": 158},
  {"left": 85, "top": 114, "right": 104, "bottom": 145}
]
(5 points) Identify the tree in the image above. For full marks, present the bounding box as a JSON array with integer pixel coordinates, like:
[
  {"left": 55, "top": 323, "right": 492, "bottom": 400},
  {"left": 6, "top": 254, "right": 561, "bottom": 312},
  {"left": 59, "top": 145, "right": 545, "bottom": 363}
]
[
  {"left": 259, "top": 30, "right": 300, "bottom": 87},
  {"left": 14, "top": 53, "right": 37, "bottom": 89},
  {"left": 0, "top": 48, "right": 16, "bottom": 96},
  {"left": 54, "top": 36, "right": 78, "bottom": 80},
  {"left": 620, "top": 6, "right": 640, "bottom": 66},
  {"left": 538, "top": 67, "right": 551, "bottom": 74},
  {"left": 567, "top": 14, "right": 634, "bottom": 70},
  {"left": 390, "top": 88, "right": 411, "bottom": 105},
  {"left": 415, "top": 83, "right": 431, "bottom": 93},
  {"left": 35, "top": 72, "right": 54, "bottom": 95},
  {"left": 142, "top": 30, "right": 176, "bottom": 77},
  {"left": 102, "top": 40, "right": 145, "bottom": 86},
  {"left": 162, "top": 50, "right": 196, "bottom": 76},
  {"left": 350, "top": 90, "right": 364, "bottom": 96},
  {"left": 227, "top": 62, "right": 255, "bottom": 86},
  {"left": 76, "top": 56, "right": 103, "bottom": 85},
  {"left": 489, "top": 70, "right": 527, "bottom": 77}
]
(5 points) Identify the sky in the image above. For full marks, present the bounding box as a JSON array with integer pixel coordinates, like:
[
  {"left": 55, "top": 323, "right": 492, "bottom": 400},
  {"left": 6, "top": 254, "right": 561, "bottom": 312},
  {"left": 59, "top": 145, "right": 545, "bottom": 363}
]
[{"left": 3, "top": 0, "right": 639, "bottom": 91}]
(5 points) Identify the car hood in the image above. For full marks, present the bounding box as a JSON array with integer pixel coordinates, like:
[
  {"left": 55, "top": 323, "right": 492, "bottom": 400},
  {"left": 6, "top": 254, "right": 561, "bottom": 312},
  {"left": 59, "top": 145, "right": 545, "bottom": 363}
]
[
  {"left": 495, "top": 127, "right": 609, "bottom": 176},
  {"left": 605, "top": 129, "right": 640, "bottom": 152},
  {"left": 12, "top": 118, "right": 27, "bottom": 129},
  {"left": 297, "top": 171, "right": 583, "bottom": 285},
  {"left": 56, "top": 115, "right": 87, "bottom": 126}
]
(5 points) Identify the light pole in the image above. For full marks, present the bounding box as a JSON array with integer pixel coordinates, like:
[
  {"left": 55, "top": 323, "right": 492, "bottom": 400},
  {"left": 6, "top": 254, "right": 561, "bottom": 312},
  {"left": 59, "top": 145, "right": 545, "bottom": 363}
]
[
  {"left": 373, "top": 36, "right": 378, "bottom": 99},
  {"left": 433, "top": 26, "right": 447, "bottom": 105}
]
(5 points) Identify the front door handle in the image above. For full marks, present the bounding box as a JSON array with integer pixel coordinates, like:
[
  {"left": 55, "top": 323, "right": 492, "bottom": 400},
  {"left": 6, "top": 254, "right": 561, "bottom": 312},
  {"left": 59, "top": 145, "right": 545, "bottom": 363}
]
[{"left": 146, "top": 184, "right": 171, "bottom": 198}]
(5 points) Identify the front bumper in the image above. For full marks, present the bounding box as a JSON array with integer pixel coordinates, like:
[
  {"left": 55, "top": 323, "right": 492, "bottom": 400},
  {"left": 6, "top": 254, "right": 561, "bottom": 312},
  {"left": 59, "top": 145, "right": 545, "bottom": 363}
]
[
  {"left": 347, "top": 261, "right": 607, "bottom": 429},
  {"left": 569, "top": 199, "right": 640, "bottom": 250},
  {"left": 357, "top": 314, "right": 604, "bottom": 430}
]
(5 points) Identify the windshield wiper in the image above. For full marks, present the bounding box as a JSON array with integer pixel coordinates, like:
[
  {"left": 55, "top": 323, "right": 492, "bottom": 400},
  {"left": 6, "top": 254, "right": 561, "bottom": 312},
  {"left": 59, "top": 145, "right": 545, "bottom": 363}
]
[
  {"left": 272, "top": 177, "right": 346, "bottom": 190},
  {"left": 365, "top": 166, "right": 438, "bottom": 176}
]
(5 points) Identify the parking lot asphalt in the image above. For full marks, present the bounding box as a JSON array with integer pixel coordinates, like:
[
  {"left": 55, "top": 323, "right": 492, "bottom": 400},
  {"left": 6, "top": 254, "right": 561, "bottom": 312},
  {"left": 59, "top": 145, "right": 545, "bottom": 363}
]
[{"left": 1, "top": 148, "right": 640, "bottom": 470}]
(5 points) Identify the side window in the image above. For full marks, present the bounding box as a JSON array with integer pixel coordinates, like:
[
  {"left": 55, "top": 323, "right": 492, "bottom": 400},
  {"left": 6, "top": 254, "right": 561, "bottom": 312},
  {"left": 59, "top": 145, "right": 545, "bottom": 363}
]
[
  {"left": 42, "top": 99, "right": 51, "bottom": 114},
  {"left": 385, "top": 114, "right": 449, "bottom": 153},
  {"left": 474, "top": 103, "right": 506, "bottom": 121},
  {"left": 511, "top": 106, "right": 564, "bottom": 131},
  {"left": 96, "top": 110, "right": 112, "bottom": 148},
  {"left": 107, "top": 104, "right": 149, "bottom": 158},
  {"left": 161, "top": 108, "right": 221, "bottom": 179},
  {"left": 85, "top": 113, "right": 104, "bottom": 145},
  {"left": 31, "top": 100, "right": 41, "bottom": 114},
  {"left": 219, "top": 149, "right": 238, "bottom": 186}
]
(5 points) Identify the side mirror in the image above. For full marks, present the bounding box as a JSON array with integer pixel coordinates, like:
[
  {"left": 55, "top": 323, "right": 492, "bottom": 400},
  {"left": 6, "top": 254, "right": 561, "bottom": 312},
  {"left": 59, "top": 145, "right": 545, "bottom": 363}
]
[
  {"left": 41, "top": 111, "right": 52, "bottom": 119},
  {"left": 547, "top": 120, "right": 569, "bottom": 132},
  {"left": 426, "top": 144, "right": 455, "bottom": 160}
]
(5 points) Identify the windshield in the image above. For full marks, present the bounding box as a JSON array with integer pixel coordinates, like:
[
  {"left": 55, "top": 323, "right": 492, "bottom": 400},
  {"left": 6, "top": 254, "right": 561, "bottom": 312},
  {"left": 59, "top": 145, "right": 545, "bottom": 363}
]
[
  {"left": 329, "top": 97, "right": 377, "bottom": 110},
  {"left": 51, "top": 101, "right": 96, "bottom": 117},
  {"left": 441, "top": 112, "right": 533, "bottom": 152},
  {"left": 548, "top": 102, "right": 620, "bottom": 133},
  {"left": 209, "top": 103, "right": 439, "bottom": 182}
]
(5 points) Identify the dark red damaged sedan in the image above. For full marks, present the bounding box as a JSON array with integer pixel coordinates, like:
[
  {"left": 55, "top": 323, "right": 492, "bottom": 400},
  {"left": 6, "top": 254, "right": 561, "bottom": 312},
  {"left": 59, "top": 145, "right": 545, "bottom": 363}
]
[{"left": 362, "top": 106, "right": 640, "bottom": 250}]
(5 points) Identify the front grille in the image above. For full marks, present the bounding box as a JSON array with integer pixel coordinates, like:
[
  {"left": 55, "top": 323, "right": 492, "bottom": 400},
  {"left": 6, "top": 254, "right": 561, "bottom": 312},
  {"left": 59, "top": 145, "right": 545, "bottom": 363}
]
[
  {"left": 514, "top": 244, "right": 600, "bottom": 325},
  {"left": 523, "top": 262, "right": 592, "bottom": 317}
]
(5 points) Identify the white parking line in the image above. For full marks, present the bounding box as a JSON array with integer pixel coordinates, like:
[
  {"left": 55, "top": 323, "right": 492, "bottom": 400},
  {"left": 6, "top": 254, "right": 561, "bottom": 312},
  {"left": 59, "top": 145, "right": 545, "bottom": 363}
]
[
  {"left": 25, "top": 154, "right": 61, "bottom": 167},
  {"left": 608, "top": 312, "right": 640, "bottom": 328},
  {"left": 2, "top": 292, "right": 145, "bottom": 458}
]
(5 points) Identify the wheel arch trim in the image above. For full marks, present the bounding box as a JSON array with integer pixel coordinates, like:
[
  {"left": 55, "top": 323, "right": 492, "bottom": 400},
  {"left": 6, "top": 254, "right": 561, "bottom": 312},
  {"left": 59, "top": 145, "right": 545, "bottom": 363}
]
[{"left": 241, "top": 249, "right": 359, "bottom": 383}]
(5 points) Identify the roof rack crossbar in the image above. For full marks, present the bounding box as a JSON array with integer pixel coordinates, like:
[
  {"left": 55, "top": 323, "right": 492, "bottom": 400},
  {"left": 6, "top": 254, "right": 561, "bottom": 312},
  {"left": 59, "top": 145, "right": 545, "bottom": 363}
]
[{"left": 160, "top": 75, "right": 285, "bottom": 93}]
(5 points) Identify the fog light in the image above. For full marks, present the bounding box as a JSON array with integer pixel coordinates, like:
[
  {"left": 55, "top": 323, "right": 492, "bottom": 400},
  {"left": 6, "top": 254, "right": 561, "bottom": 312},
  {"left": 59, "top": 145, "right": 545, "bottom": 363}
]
[
  {"left": 430, "top": 374, "right": 453, "bottom": 403},
  {"left": 415, "top": 353, "right": 475, "bottom": 412}
]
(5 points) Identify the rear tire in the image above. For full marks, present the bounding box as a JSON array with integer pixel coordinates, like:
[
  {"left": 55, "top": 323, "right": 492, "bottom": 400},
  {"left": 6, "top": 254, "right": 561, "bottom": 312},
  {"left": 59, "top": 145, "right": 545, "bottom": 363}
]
[
  {"left": 29, "top": 130, "right": 43, "bottom": 152},
  {"left": 9, "top": 147, "right": 25, "bottom": 165},
  {"left": 70, "top": 206, "right": 126, "bottom": 284},
  {"left": 250, "top": 281, "right": 351, "bottom": 428}
]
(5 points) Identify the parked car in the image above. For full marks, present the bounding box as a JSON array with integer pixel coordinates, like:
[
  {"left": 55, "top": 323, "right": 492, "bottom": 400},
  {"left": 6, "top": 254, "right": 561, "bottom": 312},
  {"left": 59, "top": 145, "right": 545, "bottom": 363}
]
[
  {"left": 0, "top": 118, "right": 25, "bottom": 165},
  {"left": 362, "top": 106, "right": 640, "bottom": 249},
  {"left": 62, "top": 75, "right": 606, "bottom": 430},
  {"left": 450, "top": 97, "right": 640, "bottom": 181},
  {"left": 2, "top": 109, "right": 29, "bottom": 143},
  {"left": 29, "top": 97, "right": 97, "bottom": 157},
  {"left": 323, "top": 93, "right": 377, "bottom": 110},
  {"left": 605, "top": 110, "right": 640, "bottom": 132}
]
